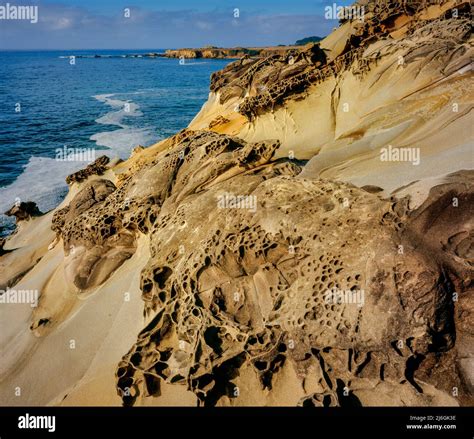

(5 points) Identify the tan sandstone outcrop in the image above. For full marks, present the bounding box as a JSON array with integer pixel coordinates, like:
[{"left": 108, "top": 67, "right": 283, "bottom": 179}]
[{"left": 0, "top": 0, "right": 472, "bottom": 407}]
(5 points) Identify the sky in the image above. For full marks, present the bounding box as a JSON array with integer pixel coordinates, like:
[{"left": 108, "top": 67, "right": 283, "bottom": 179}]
[{"left": 0, "top": 0, "right": 354, "bottom": 50}]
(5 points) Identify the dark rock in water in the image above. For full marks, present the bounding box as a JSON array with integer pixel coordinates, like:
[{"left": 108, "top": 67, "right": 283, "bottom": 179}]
[
  {"left": 66, "top": 155, "right": 110, "bottom": 185},
  {"left": 5, "top": 201, "right": 43, "bottom": 222}
]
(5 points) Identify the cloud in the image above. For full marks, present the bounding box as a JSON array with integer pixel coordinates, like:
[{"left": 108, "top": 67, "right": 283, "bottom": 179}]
[
  {"left": 195, "top": 21, "right": 213, "bottom": 31},
  {"left": 50, "top": 16, "right": 73, "bottom": 29},
  {"left": 0, "top": 2, "right": 334, "bottom": 49}
]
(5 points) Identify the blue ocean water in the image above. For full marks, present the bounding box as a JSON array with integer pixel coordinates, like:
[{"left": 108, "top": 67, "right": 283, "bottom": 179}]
[{"left": 0, "top": 50, "right": 230, "bottom": 235}]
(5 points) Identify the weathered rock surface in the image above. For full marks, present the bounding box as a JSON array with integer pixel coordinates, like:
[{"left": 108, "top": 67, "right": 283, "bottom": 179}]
[
  {"left": 207, "top": 0, "right": 471, "bottom": 120},
  {"left": 0, "top": 0, "right": 472, "bottom": 408},
  {"left": 52, "top": 177, "right": 136, "bottom": 291},
  {"left": 110, "top": 129, "right": 472, "bottom": 406},
  {"left": 65, "top": 155, "right": 110, "bottom": 185}
]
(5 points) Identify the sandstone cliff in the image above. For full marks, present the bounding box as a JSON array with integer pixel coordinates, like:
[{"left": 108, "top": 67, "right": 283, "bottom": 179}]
[{"left": 0, "top": 0, "right": 472, "bottom": 407}]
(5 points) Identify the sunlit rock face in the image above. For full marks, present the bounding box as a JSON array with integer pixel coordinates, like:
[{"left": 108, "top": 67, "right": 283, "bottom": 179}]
[
  {"left": 1, "top": 0, "right": 472, "bottom": 408},
  {"left": 111, "top": 1, "right": 474, "bottom": 407},
  {"left": 113, "top": 128, "right": 472, "bottom": 406}
]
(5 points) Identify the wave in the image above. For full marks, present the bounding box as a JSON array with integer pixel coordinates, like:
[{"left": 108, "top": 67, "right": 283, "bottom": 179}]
[
  {"left": 0, "top": 155, "right": 82, "bottom": 234},
  {"left": 0, "top": 93, "right": 157, "bottom": 236},
  {"left": 90, "top": 93, "right": 156, "bottom": 157},
  {"left": 93, "top": 94, "right": 143, "bottom": 128}
]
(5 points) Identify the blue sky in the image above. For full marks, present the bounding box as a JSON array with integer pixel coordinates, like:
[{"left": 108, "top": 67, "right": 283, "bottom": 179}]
[{"left": 0, "top": 0, "right": 353, "bottom": 50}]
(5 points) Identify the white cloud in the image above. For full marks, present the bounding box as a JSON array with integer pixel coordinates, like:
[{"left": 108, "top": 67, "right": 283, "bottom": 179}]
[
  {"left": 51, "top": 17, "right": 73, "bottom": 30},
  {"left": 196, "top": 21, "right": 213, "bottom": 31},
  {"left": 0, "top": 3, "right": 333, "bottom": 49}
]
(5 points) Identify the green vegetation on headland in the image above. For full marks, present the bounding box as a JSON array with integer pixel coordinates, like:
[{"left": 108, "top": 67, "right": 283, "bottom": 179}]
[{"left": 295, "top": 36, "right": 323, "bottom": 45}]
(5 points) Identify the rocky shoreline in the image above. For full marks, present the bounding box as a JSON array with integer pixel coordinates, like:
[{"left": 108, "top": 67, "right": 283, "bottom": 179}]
[{"left": 61, "top": 46, "right": 303, "bottom": 60}]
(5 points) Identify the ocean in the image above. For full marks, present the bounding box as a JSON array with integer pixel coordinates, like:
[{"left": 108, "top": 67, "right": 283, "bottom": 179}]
[{"left": 0, "top": 50, "right": 230, "bottom": 236}]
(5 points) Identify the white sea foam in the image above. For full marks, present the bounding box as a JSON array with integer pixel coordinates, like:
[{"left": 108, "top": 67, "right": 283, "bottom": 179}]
[
  {"left": 91, "top": 128, "right": 155, "bottom": 158},
  {"left": 93, "top": 93, "right": 143, "bottom": 127},
  {"left": 0, "top": 93, "right": 156, "bottom": 234},
  {"left": 180, "top": 62, "right": 209, "bottom": 65},
  {"left": 91, "top": 93, "right": 155, "bottom": 156},
  {"left": 0, "top": 155, "right": 82, "bottom": 231}
]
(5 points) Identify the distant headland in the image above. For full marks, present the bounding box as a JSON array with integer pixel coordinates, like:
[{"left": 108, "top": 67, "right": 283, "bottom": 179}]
[{"left": 60, "top": 37, "right": 324, "bottom": 60}]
